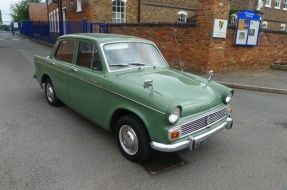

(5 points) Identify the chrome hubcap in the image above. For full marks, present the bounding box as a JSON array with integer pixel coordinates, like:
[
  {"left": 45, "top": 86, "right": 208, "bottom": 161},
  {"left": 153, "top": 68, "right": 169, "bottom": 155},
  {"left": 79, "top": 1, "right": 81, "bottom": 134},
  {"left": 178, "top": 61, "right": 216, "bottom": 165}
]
[
  {"left": 46, "top": 83, "right": 54, "bottom": 102},
  {"left": 119, "top": 125, "right": 138, "bottom": 155}
]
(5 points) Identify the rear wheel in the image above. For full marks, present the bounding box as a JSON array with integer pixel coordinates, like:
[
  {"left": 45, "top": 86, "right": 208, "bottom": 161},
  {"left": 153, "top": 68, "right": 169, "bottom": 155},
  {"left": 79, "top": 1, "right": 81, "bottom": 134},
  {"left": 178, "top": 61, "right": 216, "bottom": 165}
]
[
  {"left": 116, "top": 115, "right": 151, "bottom": 162},
  {"left": 44, "top": 78, "right": 61, "bottom": 106}
]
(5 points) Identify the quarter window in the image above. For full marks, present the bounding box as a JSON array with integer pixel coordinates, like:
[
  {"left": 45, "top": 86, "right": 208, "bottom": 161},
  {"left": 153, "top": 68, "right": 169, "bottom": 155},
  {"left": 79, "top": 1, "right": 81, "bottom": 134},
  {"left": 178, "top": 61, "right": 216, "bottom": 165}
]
[
  {"left": 55, "top": 40, "right": 76, "bottom": 63},
  {"left": 275, "top": 0, "right": 281, "bottom": 8},
  {"left": 178, "top": 11, "right": 187, "bottom": 23},
  {"left": 112, "top": 0, "right": 126, "bottom": 23}
]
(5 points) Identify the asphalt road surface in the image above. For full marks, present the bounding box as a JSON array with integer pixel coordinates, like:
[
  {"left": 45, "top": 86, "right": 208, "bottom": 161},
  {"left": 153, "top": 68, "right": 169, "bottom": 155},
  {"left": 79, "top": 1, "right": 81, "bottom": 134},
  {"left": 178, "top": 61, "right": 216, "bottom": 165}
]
[{"left": 0, "top": 32, "right": 287, "bottom": 190}]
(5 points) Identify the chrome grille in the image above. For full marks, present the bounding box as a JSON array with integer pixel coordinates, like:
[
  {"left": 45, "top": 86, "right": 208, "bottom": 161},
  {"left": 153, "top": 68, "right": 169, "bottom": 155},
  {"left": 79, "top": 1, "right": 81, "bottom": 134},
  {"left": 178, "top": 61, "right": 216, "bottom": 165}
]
[{"left": 181, "top": 108, "right": 227, "bottom": 136}]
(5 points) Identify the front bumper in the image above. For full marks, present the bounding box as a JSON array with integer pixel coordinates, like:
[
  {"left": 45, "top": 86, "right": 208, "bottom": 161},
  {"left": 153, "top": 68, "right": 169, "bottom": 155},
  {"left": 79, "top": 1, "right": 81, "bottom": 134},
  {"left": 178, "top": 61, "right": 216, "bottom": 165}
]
[{"left": 150, "top": 117, "right": 233, "bottom": 152}]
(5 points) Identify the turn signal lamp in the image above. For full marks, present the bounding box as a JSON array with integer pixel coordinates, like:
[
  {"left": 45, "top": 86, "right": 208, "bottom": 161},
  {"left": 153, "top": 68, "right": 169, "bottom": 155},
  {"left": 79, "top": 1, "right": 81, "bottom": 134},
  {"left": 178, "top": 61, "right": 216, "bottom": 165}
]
[{"left": 171, "top": 131, "right": 180, "bottom": 139}]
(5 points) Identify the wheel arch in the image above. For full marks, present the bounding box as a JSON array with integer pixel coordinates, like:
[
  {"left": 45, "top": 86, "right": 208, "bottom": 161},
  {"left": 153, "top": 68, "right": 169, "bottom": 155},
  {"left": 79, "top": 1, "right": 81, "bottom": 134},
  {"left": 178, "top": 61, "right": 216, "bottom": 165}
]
[
  {"left": 40, "top": 74, "right": 51, "bottom": 88},
  {"left": 110, "top": 109, "right": 149, "bottom": 138}
]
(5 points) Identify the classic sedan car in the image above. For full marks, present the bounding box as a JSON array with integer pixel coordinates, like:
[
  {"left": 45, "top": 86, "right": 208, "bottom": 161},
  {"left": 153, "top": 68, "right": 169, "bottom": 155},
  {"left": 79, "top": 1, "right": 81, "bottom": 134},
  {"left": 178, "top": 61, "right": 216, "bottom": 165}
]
[{"left": 34, "top": 33, "right": 233, "bottom": 162}]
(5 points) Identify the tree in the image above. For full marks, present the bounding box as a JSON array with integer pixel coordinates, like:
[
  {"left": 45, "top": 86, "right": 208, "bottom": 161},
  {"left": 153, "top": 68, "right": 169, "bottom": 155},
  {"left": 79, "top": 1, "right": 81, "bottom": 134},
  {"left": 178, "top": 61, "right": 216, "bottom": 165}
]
[
  {"left": 10, "top": 0, "right": 40, "bottom": 22},
  {"left": 0, "top": 10, "right": 3, "bottom": 25}
]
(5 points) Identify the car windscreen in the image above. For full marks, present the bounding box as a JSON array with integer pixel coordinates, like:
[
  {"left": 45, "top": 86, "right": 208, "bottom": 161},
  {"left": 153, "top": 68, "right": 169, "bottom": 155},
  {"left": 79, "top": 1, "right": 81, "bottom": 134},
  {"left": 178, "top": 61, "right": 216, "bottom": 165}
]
[{"left": 102, "top": 42, "right": 168, "bottom": 71}]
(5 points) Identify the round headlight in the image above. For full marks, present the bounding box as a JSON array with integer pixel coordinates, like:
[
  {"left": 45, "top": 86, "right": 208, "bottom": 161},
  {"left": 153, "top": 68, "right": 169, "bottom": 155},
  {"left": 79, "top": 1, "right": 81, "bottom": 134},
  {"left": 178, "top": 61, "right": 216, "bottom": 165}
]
[
  {"left": 168, "top": 107, "right": 181, "bottom": 124},
  {"left": 225, "top": 92, "right": 233, "bottom": 103}
]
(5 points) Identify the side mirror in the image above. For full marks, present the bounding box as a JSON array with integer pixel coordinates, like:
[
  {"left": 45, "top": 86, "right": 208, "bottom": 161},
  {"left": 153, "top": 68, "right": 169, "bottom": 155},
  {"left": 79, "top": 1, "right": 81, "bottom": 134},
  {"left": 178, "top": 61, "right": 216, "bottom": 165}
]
[{"left": 144, "top": 80, "right": 153, "bottom": 89}]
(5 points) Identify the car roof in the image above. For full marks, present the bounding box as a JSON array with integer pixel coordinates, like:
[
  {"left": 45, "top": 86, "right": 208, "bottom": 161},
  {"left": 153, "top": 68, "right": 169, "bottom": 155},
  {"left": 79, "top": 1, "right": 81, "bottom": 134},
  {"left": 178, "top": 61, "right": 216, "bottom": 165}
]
[{"left": 58, "top": 33, "right": 154, "bottom": 44}]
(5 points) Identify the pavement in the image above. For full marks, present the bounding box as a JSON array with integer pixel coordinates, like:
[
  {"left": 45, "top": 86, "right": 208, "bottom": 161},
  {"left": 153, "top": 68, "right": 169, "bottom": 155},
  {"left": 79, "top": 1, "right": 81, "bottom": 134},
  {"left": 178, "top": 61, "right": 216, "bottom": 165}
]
[{"left": 206, "top": 69, "right": 287, "bottom": 95}]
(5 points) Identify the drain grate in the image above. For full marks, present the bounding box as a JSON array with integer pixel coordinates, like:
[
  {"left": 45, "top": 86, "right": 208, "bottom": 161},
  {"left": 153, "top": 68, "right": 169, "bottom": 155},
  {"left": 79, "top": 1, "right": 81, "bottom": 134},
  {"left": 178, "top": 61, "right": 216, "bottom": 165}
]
[{"left": 141, "top": 152, "right": 186, "bottom": 175}]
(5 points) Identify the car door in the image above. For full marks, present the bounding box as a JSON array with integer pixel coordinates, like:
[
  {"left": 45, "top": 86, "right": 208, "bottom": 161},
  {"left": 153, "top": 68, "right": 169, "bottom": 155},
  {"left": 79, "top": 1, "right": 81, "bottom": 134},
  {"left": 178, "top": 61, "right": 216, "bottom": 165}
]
[
  {"left": 68, "top": 40, "right": 104, "bottom": 123},
  {"left": 49, "top": 39, "right": 76, "bottom": 102}
]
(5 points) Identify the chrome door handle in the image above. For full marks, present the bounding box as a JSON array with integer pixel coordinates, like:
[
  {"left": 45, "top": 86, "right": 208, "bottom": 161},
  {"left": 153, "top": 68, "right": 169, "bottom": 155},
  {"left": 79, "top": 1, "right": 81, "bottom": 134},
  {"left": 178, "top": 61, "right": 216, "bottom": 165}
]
[
  {"left": 71, "top": 68, "right": 77, "bottom": 72},
  {"left": 50, "top": 62, "right": 55, "bottom": 65}
]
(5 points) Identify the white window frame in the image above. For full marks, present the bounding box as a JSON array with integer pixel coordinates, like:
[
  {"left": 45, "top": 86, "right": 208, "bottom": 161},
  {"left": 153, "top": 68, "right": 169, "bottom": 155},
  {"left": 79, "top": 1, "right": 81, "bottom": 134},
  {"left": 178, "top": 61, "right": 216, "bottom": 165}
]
[
  {"left": 56, "top": 8, "right": 59, "bottom": 33},
  {"left": 77, "top": 0, "right": 82, "bottom": 12},
  {"left": 265, "top": 0, "right": 272, "bottom": 7},
  {"left": 275, "top": 0, "right": 281, "bottom": 8},
  {"left": 230, "top": 14, "right": 238, "bottom": 25},
  {"left": 178, "top": 11, "right": 187, "bottom": 23},
  {"left": 53, "top": 10, "right": 57, "bottom": 33},
  {"left": 283, "top": 0, "right": 287, "bottom": 9},
  {"left": 262, "top": 21, "right": 268, "bottom": 28},
  {"left": 112, "top": 0, "right": 127, "bottom": 23}
]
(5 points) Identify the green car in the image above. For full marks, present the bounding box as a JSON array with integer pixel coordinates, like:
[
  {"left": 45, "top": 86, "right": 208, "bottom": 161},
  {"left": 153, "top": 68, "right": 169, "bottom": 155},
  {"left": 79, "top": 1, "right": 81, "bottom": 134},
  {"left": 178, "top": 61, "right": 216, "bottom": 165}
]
[{"left": 34, "top": 33, "right": 233, "bottom": 162}]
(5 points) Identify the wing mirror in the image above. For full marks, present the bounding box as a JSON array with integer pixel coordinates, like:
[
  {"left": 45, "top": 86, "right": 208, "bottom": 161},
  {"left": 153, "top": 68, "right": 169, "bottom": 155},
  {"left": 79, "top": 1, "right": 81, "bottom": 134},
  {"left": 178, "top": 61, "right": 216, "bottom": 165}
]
[{"left": 144, "top": 80, "right": 153, "bottom": 89}]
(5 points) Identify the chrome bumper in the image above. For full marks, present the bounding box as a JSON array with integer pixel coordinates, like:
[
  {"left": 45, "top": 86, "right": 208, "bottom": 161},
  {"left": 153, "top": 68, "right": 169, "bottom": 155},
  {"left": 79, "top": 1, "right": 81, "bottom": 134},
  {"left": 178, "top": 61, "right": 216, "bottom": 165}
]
[{"left": 150, "top": 117, "right": 233, "bottom": 152}]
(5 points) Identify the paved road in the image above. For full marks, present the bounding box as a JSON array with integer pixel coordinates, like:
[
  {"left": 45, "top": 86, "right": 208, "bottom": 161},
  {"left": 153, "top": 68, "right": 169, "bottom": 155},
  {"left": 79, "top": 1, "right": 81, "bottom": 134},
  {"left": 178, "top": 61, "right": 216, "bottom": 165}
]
[{"left": 0, "top": 32, "right": 287, "bottom": 190}]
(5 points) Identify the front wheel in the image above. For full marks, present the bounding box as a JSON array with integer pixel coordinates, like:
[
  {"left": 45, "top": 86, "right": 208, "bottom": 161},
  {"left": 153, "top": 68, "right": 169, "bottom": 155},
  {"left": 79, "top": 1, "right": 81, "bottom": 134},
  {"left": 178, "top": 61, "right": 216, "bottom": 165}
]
[
  {"left": 44, "top": 78, "right": 61, "bottom": 106},
  {"left": 116, "top": 115, "right": 151, "bottom": 162}
]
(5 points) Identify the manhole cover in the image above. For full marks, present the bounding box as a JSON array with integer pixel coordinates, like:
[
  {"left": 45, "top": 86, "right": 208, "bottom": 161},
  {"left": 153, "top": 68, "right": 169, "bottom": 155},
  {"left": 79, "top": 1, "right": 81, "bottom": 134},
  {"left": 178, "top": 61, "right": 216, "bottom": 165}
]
[{"left": 141, "top": 152, "right": 186, "bottom": 175}]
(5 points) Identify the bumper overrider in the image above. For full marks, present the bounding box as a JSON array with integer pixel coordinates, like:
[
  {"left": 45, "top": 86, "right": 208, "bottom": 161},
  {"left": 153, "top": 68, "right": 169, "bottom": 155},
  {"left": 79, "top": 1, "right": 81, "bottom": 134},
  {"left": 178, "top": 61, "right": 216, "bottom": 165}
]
[{"left": 150, "top": 117, "right": 233, "bottom": 152}]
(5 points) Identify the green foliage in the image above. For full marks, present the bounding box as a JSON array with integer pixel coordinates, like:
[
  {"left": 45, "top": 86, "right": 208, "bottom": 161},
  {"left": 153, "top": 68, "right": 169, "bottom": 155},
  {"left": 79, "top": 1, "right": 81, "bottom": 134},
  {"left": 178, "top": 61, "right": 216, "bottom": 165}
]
[
  {"left": 0, "top": 10, "right": 3, "bottom": 25},
  {"left": 10, "top": 0, "right": 40, "bottom": 22}
]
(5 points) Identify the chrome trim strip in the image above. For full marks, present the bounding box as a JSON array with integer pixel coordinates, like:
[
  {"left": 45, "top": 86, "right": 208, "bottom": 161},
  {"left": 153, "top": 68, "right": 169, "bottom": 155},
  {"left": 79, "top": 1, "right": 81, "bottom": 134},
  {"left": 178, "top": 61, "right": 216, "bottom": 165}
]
[
  {"left": 101, "top": 87, "right": 166, "bottom": 115},
  {"left": 36, "top": 61, "right": 165, "bottom": 115}
]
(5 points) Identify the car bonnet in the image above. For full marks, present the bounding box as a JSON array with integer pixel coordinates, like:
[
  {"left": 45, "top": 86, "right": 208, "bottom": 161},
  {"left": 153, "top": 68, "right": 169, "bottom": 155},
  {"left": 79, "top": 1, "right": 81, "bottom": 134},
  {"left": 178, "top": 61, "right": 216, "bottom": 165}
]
[{"left": 115, "top": 69, "right": 223, "bottom": 116}]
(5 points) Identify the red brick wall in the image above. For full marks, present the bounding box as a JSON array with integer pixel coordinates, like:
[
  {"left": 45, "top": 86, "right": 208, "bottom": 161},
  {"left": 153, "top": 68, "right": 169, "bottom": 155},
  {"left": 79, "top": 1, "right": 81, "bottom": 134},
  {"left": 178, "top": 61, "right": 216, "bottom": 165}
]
[
  {"left": 109, "top": 23, "right": 287, "bottom": 73},
  {"left": 29, "top": 3, "right": 48, "bottom": 21}
]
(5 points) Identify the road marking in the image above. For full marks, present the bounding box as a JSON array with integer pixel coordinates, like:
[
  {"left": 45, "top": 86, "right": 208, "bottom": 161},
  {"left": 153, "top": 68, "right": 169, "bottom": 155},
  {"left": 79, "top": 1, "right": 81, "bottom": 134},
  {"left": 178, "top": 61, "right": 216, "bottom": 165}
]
[{"left": 12, "top": 39, "right": 20, "bottom": 41}]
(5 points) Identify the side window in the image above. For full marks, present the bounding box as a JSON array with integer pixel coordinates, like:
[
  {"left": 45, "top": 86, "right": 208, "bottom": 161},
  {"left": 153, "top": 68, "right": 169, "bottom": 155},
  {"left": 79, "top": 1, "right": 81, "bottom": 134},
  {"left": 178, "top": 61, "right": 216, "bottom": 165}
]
[
  {"left": 55, "top": 40, "right": 76, "bottom": 63},
  {"left": 77, "top": 42, "right": 102, "bottom": 71}
]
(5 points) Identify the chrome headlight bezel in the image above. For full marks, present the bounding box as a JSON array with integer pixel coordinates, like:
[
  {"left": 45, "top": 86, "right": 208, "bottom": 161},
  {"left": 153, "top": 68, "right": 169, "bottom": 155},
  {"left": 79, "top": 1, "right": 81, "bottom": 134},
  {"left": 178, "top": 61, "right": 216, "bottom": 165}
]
[
  {"left": 167, "top": 106, "right": 181, "bottom": 124},
  {"left": 224, "top": 91, "right": 233, "bottom": 103}
]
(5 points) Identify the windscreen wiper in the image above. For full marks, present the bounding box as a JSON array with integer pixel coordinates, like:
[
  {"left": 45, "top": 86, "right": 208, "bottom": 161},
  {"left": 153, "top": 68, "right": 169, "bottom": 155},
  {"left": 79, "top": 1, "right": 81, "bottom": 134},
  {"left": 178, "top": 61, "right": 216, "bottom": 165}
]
[{"left": 109, "top": 64, "right": 129, "bottom": 67}]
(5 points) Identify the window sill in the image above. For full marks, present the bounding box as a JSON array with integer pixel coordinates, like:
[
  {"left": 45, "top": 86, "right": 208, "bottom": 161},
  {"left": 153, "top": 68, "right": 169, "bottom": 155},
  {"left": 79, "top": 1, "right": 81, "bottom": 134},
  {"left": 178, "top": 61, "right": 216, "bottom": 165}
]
[
  {"left": 265, "top": 5, "right": 271, "bottom": 8},
  {"left": 274, "top": 7, "right": 281, "bottom": 9}
]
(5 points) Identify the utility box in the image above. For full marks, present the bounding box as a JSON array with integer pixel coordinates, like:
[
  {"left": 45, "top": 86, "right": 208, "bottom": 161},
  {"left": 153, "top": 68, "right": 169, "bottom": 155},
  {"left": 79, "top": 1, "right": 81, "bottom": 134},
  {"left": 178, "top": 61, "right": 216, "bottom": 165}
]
[{"left": 234, "top": 10, "right": 261, "bottom": 46}]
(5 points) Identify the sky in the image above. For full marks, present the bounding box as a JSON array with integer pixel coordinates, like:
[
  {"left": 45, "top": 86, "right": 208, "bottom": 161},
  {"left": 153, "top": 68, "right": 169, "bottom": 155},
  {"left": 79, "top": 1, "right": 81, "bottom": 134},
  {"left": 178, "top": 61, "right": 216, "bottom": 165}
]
[
  {"left": 0, "top": 0, "right": 20, "bottom": 21},
  {"left": 0, "top": 0, "right": 44, "bottom": 22}
]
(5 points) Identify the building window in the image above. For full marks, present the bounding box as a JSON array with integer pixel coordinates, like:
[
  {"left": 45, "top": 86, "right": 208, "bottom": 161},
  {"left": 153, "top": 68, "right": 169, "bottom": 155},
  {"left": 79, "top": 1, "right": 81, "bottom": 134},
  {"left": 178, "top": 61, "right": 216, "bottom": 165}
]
[
  {"left": 77, "top": 0, "right": 82, "bottom": 12},
  {"left": 262, "top": 21, "right": 268, "bottom": 28},
  {"left": 283, "top": 0, "right": 287, "bottom": 9},
  {"left": 280, "top": 24, "right": 286, "bottom": 30},
  {"left": 178, "top": 11, "right": 187, "bottom": 23},
  {"left": 265, "top": 0, "right": 271, "bottom": 7},
  {"left": 112, "top": 0, "right": 127, "bottom": 23},
  {"left": 275, "top": 0, "right": 281, "bottom": 8}
]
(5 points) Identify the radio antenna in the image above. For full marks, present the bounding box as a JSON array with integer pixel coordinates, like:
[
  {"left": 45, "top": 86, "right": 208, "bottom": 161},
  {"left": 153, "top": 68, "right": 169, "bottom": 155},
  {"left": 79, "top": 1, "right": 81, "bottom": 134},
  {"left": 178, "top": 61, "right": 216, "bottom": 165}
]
[{"left": 172, "top": 22, "right": 184, "bottom": 72}]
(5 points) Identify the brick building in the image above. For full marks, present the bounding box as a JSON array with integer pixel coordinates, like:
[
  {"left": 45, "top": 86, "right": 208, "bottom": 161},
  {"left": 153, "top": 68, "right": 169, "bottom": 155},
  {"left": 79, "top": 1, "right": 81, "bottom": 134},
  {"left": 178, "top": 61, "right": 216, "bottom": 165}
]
[
  {"left": 29, "top": 3, "right": 48, "bottom": 21},
  {"left": 46, "top": 0, "right": 287, "bottom": 32},
  {"left": 47, "top": 0, "right": 198, "bottom": 28},
  {"left": 40, "top": 0, "right": 287, "bottom": 73},
  {"left": 231, "top": 0, "right": 287, "bottom": 30}
]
